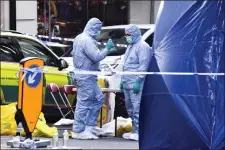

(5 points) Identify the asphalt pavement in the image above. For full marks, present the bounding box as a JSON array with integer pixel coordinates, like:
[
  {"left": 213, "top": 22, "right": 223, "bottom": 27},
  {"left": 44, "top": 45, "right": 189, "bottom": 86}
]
[{"left": 1, "top": 136, "right": 139, "bottom": 149}]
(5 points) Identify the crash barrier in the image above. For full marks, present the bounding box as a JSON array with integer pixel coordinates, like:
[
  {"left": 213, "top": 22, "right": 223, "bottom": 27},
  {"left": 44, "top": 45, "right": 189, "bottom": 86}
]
[{"left": 6, "top": 57, "right": 51, "bottom": 148}]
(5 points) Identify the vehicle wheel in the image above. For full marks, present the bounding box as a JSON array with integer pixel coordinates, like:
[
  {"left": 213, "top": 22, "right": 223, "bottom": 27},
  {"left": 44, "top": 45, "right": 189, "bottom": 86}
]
[{"left": 114, "top": 93, "right": 129, "bottom": 119}]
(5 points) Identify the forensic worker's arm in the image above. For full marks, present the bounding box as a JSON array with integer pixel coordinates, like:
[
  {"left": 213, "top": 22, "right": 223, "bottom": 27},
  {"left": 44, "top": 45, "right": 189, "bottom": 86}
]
[
  {"left": 137, "top": 46, "right": 153, "bottom": 81},
  {"left": 84, "top": 39, "right": 108, "bottom": 63}
]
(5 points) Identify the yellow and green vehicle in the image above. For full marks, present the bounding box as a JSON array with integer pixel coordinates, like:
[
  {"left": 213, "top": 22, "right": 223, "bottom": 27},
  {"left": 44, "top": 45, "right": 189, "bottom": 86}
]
[{"left": 0, "top": 31, "right": 109, "bottom": 124}]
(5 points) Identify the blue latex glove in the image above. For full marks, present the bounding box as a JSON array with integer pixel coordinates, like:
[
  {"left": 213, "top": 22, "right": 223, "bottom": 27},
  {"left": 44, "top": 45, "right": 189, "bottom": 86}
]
[
  {"left": 106, "top": 39, "right": 114, "bottom": 51},
  {"left": 120, "top": 80, "right": 123, "bottom": 91},
  {"left": 133, "top": 79, "right": 141, "bottom": 94}
]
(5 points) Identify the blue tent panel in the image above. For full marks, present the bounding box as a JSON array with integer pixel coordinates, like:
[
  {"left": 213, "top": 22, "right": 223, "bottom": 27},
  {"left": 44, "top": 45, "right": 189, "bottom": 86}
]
[{"left": 139, "top": 1, "right": 224, "bottom": 149}]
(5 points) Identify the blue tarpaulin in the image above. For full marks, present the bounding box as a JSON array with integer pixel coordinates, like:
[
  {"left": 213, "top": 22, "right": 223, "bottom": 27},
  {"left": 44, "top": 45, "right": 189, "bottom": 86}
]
[{"left": 139, "top": 1, "right": 224, "bottom": 149}]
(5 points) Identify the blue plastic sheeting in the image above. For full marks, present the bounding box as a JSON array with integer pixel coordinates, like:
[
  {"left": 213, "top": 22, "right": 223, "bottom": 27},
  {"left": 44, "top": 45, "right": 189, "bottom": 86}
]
[{"left": 139, "top": 1, "right": 224, "bottom": 150}]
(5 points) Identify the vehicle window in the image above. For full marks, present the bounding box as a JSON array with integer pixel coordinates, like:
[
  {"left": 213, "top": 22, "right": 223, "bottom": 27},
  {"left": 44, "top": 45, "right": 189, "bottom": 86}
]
[
  {"left": 96, "top": 28, "right": 149, "bottom": 56},
  {"left": 48, "top": 46, "right": 65, "bottom": 57},
  {"left": 0, "top": 37, "right": 22, "bottom": 62},
  {"left": 61, "top": 47, "right": 73, "bottom": 57},
  {"left": 15, "top": 37, "right": 58, "bottom": 67},
  {"left": 145, "top": 33, "right": 154, "bottom": 47},
  {"left": 47, "top": 45, "right": 72, "bottom": 57}
]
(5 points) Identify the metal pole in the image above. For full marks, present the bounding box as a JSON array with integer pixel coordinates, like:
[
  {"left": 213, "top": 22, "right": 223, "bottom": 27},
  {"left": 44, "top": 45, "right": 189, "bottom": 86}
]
[
  {"left": 44, "top": 0, "right": 46, "bottom": 29},
  {"left": 48, "top": 0, "right": 51, "bottom": 41},
  {"left": 100, "top": 107, "right": 103, "bottom": 128},
  {"left": 99, "top": 107, "right": 103, "bottom": 138},
  {"left": 103, "top": 1, "right": 106, "bottom": 23},
  {"left": 150, "top": 1, "right": 155, "bottom": 24},
  {"left": 87, "top": 0, "right": 89, "bottom": 21}
]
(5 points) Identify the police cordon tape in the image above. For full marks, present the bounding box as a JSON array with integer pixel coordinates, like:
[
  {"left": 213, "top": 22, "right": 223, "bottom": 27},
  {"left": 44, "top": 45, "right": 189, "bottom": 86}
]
[
  {"left": 23, "top": 33, "right": 128, "bottom": 48},
  {"left": 24, "top": 33, "right": 74, "bottom": 42},
  {"left": 19, "top": 66, "right": 225, "bottom": 82}
]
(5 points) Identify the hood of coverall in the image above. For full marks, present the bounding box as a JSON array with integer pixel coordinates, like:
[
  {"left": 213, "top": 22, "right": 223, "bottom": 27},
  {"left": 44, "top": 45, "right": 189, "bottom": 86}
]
[
  {"left": 83, "top": 18, "right": 102, "bottom": 39},
  {"left": 125, "top": 24, "right": 142, "bottom": 44}
]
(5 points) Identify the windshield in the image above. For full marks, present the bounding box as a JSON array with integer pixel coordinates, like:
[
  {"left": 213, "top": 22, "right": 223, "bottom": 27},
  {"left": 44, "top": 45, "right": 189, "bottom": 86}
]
[
  {"left": 48, "top": 45, "right": 72, "bottom": 57},
  {"left": 61, "top": 28, "right": 149, "bottom": 57},
  {"left": 61, "top": 47, "right": 73, "bottom": 57},
  {"left": 96, "top": 28, "right": 148, "bottom": 56}
]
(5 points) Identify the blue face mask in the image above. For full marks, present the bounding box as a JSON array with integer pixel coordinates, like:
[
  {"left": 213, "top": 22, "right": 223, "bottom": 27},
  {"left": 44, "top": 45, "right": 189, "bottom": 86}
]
[{"left": 126, "top": 36, "right": 132, "bottom": 44}]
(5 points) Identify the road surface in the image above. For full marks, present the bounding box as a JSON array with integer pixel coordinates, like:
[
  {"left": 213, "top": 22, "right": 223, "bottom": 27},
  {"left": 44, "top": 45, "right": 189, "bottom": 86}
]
[{"left": 1, "top": 136, "right": 138, "bottom": 149}]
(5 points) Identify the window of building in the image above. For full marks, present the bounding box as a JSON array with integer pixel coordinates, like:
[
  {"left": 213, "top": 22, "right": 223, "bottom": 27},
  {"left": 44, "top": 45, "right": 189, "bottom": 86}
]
[{"left": 37, "top": 0, "right": 129, "bottom": 39}]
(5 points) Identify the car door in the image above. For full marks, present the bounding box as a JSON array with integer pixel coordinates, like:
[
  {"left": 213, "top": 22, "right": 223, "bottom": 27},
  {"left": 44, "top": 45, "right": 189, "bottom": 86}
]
[
  {"left": 0, "top": 36, "right": 24, "bottom": 104},
  {"left": 12, "top": 37, "right": 74, "bottom": 106}
]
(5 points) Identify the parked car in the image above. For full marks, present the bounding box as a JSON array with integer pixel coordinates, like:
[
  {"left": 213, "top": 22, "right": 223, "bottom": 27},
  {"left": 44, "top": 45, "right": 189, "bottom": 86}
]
[
  {"left": 0, "top": 30, "right": 109, "bottom": 123},
  {"left": 61, "top": 24, "right": 155, "bottom": 120},
  {"left": 43, "top": 41, "right": 71, "bottom": 57}
]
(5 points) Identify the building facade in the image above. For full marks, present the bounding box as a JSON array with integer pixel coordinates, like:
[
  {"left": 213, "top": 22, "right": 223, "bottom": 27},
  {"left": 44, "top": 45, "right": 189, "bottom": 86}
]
[{"left": 1, "top": 0, "right": 161, "bottom": 37}]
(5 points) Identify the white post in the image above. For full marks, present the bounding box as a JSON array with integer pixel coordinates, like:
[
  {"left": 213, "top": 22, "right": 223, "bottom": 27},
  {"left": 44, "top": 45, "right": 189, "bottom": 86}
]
[
  {"left": 0, "top": 1, "right": 10, "bottom": 30},
  {"left": 16, "top": 1, "right": 37, "bottom": 34}
]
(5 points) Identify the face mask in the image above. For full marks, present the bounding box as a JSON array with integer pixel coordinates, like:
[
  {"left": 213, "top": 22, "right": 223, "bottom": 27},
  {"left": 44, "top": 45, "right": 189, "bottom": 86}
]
[{"left": 126, "top": 36, "right": 132, "bottom": 44}]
